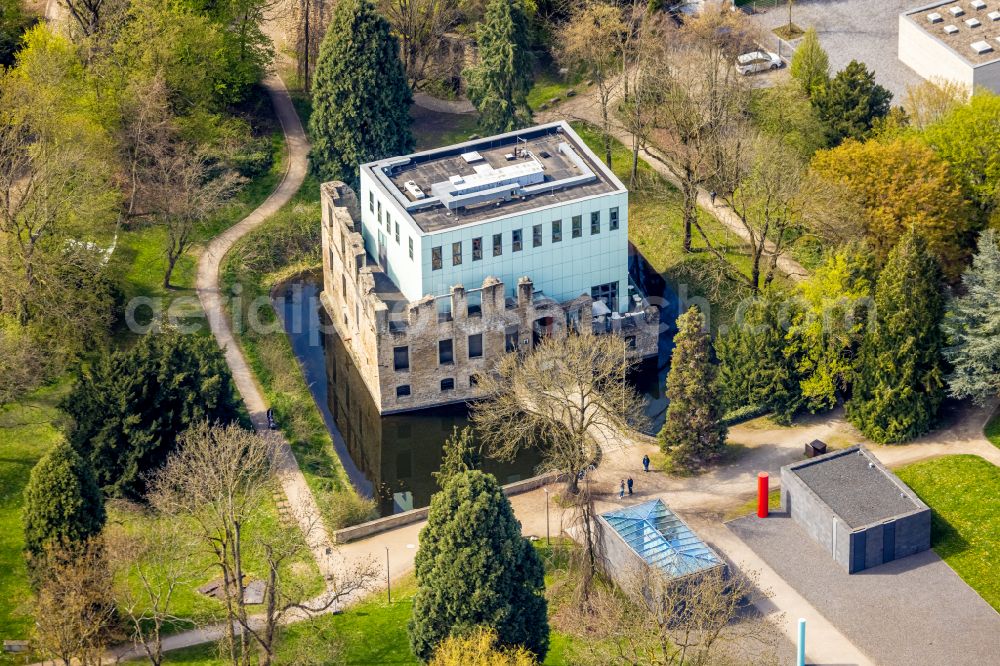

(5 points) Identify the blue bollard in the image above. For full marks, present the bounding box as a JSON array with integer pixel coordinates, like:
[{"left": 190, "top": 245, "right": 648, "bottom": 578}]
[{"left": 797, "top": 617, "right": 806, "bottom": 666}]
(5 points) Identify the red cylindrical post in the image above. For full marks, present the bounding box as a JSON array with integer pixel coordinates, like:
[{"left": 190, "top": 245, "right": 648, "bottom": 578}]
[{"left": 757, "top": 472, "right": 769, "bottom": 518}]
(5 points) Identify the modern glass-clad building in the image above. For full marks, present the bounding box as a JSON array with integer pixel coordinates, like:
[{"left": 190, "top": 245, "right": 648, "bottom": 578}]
[{"left": 357, "top": 121, "right": 629, "bottom": 313}]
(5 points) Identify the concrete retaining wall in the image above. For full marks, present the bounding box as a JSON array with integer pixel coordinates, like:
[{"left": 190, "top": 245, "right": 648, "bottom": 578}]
[{"left": 333, "top": 470, "right": 562, "bottom": 543}]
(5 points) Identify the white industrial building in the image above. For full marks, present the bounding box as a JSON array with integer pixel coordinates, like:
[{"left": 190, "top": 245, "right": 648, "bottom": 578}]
[
  {"left": 899, "top": 1, "right": 1000, "bottom": 91},
  {"left": 358, "top": 121, "right": 630, "bottom": 314}
]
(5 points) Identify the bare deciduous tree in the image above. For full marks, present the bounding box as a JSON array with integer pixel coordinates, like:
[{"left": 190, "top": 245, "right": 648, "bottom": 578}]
[
  {"left": 643, "top": 7, "right": 754, "bottom": 252},
  {"left": 295, "top": 0, "right": 333, "bottom": 92},
  {"left": 710, "top": 131, "right": 805, "bottom": 293},
  {"left": 139, "top": 136, "right": 244, "bottom": 288},
  {"left": 472, "top": 333, "right": 647, "bottom": 495},
  {"left": 106, "top": 507, "right": 197, "bottom": 666},
  {"left": 150, "top": 422, "right": 378, "bottom": 666},
  {"left": 557, "top": 1, "right": 625, "bottom": 168},
  {"left": 33, "top": 539, "right": 120, "bottom": 666},
  {"left": 570, "top": 566, "right": 781, "bottom": 666},
  {"left": 379, "top": 0, "right": 460, "bottom": 90},
  {"left": 150, "top": 422, "right": 275, "bottom": 666},
  {"left": 901, "top": 77, "right": 968, "bottom": 130}
]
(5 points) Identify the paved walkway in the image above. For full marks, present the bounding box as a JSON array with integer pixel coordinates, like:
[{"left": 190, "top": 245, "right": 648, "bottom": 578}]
[
  {"left": 537, "top": 83, "right": 810, "bottom": 282},
  {"left": 194, "top": 74, "right": 346, "bottom": 584}
]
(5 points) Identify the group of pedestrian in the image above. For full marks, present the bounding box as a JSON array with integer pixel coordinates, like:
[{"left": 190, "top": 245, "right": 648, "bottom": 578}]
[{"left": 616, "top": 455, "right": 652, "bottom": 499}]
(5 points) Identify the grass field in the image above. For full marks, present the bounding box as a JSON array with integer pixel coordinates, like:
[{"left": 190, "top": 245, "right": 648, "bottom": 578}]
[
  {"left": 895, "top": 455, "right": 1000, "bottom": 612},
  {"left": 113, "top": 94, "right": 286, "bottom": 338},
  {"left": 527, "top": 72, "right": 585, "bottom": 112},
  {"left": 162, "top": 541, "right": 582, "bottom": 665},
  {"left": 985, "top": 409, "right": 1000, "bottom": 449},
  {"left": 0, "top": 382, "right": 69, "bottom": 644}
]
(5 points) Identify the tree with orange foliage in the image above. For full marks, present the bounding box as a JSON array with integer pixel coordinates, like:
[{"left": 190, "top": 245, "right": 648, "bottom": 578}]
[{"left": 810, "top": 136, "right": 975, "bottom": 278}]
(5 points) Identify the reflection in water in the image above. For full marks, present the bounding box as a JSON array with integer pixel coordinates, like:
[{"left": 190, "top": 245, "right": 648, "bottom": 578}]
[
  {"left": 321, "top": 315, "right": 543, "bottom": 516},
  {"left": 278, "top": 281, "right": 542, "bottom": 517},
  {"left": 278, "top": 245, "right": 677, "bottom": 516}
]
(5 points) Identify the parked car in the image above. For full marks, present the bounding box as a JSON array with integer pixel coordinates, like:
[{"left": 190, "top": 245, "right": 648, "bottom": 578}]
[{"left": 736, "top": 50, "right": 782, "bottom": 75}]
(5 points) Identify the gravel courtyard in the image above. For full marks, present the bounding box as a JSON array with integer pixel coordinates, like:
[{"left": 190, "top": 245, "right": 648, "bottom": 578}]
[
  {"left": 749, "top": 0, "right": 925, "bottom": 99},
  {"left": 728, "top": 513, "right": 1000, "bottom": 666}
]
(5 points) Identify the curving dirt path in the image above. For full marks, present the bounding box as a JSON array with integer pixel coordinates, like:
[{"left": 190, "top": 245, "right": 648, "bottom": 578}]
[{"left": 194, "top": 74, "right": 342, "bottom": 580}]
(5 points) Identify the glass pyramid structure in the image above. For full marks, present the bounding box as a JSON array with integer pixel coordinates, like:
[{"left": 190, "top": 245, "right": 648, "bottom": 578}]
[{"left": 601, "top": 499, "right": 723, "bottom": 580}]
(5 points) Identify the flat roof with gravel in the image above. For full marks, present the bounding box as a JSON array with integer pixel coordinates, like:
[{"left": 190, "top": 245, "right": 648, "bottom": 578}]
[
  {"left": 789, "top": 448, "right": 922, "bottom": 528},
  {"left": 904, "top": 1, "right": 1000, "bottom": 66}
]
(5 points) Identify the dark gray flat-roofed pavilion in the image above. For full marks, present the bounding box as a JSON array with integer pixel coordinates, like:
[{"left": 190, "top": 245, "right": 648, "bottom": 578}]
[
  {"left": 792, "top": 449, "right": 919, "bottom": 528},
  {"left": 781, "top": 446, "right": 931, "bottom": 573}
]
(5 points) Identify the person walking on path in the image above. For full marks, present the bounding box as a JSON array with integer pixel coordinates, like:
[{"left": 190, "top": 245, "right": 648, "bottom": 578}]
[
  {"left": 619, "top": 479, "right": 625, "bottom": 499},
  {"left": 642, "top": 455, "right": 650, "bottom": 472},
  {"left": 709, "top": 190, "right": 717, "bottom": 206},
  {"left": 627, "top": 477, "right": 634, "bottom": 495}
]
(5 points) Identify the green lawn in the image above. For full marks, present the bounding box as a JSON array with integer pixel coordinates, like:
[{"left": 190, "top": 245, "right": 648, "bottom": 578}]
[
  {"left": 571, "top": 122, "right": 768, "bottom": 324},
  {"left": 985, "top": 409, "right": 1000, "bottom": 449},
  {"left": 895, "top": 455, "right": 1000, "bottom": 611},
  {"left": 0, "top": 382, "right": 70, "bottom": 645},
  {"left": 110, "top": 493, "right": 323, "bottom": 634},
  {"left": 163, "top": 541, "right": 584, "bottom": 664},
  {"left": 527, "top": 72, "right": 585, "bottom": 112},
  {"left": 219, "top": 174, "right": 368, "bottom": 532},
  {"left": 113, "top": 107, "right": 286, "bottom": 338}
]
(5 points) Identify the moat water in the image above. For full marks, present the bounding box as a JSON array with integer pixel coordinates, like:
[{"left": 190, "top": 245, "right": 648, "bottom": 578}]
[{"left": 277, "top": 247, "right": 677, "bottom": 517}]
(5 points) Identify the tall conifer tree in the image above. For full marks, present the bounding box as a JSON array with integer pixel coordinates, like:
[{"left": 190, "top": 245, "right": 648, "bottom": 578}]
[
  {"left": 660, "top": 306, "right": 727, "bottom": 471},
  {"left": 464, "top": 0, "right": 532, "bottom": 134},
  {"left": 408, "top": 471, "right": 548, "bottom": 662},
  {"left": 308, "top": 0, "right": 413, "bottom": 188},
  {"left": 943, "top": 228, "right": 1000, "bottom": 405},
  {"left": 23, "top": 440, "right": 105, "bottom": 559},
  {"left": 847, "top": 231, "right": 946, "bottom": 443}
]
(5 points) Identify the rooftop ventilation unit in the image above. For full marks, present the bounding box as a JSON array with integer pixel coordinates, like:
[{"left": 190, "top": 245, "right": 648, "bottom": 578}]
[
  {"left": 950, "top": 5, "right": 965, "bottom": 16},
  {"left": 967, "top": 17, "right": 982, "bottom": 27},
  {"left": 972, "top": 0, "right": 987, "bottom": 9},
  {"left": 972, "top": 39, "right": 993, "bottom": 53},
  {"left": 403, "top": 180, "right": 426, "bottom": 200},
  {"left": 989, "top": 10, "right": 1000, "bottom": 20},
  {"left": 461, "top": 151, "right": 483, "bottom": 163},
  {"left": 927, "top": 11, "right": 943, "bottom": 22},
  {"left": 944, "top": 24, "right": 960, "bottom": 33}
]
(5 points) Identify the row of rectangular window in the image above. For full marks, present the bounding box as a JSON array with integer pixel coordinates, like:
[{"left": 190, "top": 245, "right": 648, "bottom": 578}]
[
  {"left": 370, "top": 190, "right": 416, "bottom": 260},
  {"left": 430, "top": 208, "right": 620, "bottom": 270},
  {"left": 392, "top": 333, "right": 486, "bottom": 372},
  {"left": 396, "top": 374, "right": 479, "bottom": 398}
]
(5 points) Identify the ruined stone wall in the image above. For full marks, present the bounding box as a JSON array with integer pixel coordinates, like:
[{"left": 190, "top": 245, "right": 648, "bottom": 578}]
[{"left": 321, "top": 181, "right": 660, "bottom": 415}]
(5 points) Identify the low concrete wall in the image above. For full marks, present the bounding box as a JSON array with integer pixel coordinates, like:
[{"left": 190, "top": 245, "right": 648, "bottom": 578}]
[{"left": 333, "top": 470, "right": 562, "bottom": 543}]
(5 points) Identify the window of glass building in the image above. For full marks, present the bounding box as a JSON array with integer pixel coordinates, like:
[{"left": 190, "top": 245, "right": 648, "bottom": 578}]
[
  {"left": 610, "top": 207, "right": 619, "bottom": 230},
  {"left": 432, "top": 246, "right": 442, "bottom": 270},
  {"left": 572, "top": 215, "right": 582, "bottom": 238},
  {"left": 552, "top": 220, "right": 562, "bottom": 242},
  {"left": 512, "top": 229, "right": 522, "bottom": 252},
  {"left": 493, "top": 233, "right": 503, "bottom": 257},
  {"left": 472, "top": 237, "right": 483, "bottom": 261},
  {"left": 452, "top": 241, "right": 462, "bottom": 266},
  {"left": 591, "top": 211, "right": 600, "bottom": 235}
]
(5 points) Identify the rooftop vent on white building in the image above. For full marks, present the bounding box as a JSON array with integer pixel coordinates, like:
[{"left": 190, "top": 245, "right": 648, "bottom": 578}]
[
  {"left": 989, "top": 10, "right": 1000, "bottom": 20},
  {"left": 944, "top": 24, "right": 960, "bottom": 33},
  {"left": 927, "top": 11, "right": 943, "bottom": 22},
  {"left": 949, "top": 5, "right": 965, "bottom": 16},
  {"left": 971, "top": 39, "right": 993, "bottom": 53},
  {"left": 966, "top": 17, "right": 982, "bottom": 27},
  {"left": 971, "top": 0, "right": 987, "bottom": 10}
]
